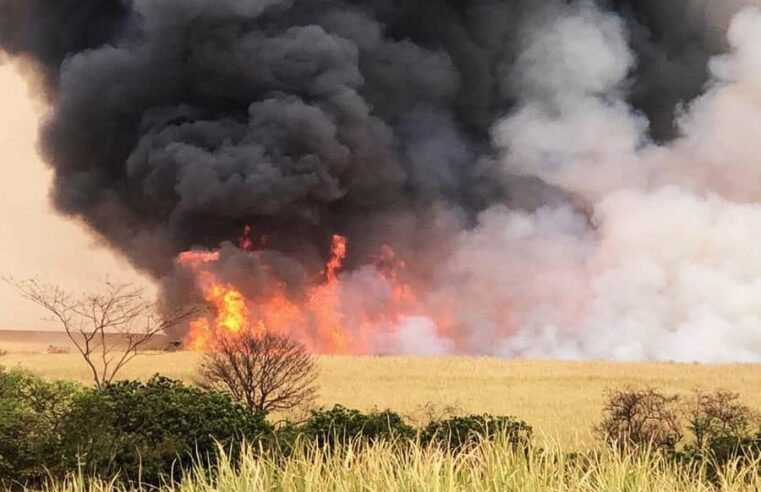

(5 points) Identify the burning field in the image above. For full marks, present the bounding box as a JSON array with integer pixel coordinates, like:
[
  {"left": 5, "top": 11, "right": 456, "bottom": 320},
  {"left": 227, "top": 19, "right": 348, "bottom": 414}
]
[
  {"left": 176, "top": 229, "right": 447, "bottom": 353},
  {"left": 4, "top": 0, "right": 761, "bottom": 361}
]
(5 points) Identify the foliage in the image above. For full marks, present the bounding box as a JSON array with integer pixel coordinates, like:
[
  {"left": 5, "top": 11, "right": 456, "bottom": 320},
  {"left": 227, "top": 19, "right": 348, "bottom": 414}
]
[
  {"left": 5, "top": 366, "right": 761, "bottom": 489},
  {"left": 596, "top": 387, "right": 761, "bottom": 483},
  {"left": 685, "top": 390, "right": 754, "bottom": 452},
  {"left": 288, "top": 405, "right": 415, "bottom": 449},
  {"left": 0, "top": 372, "right": 271, "bottom": 487},
  {"left": 421, "top": 414, "right": 533, "bottom": 451},
  {"left": 596, "top": 387, "right": 682, "bottom": 451},
  {"left": 680, "top": 390, "right": 760, "bottom": 478},
  {"left": 198, "top": 331, "right": 317, "bottom": 415},
  {"left": 0, "top": 369, "right": 81, "bottom": 485},
  {"left": 16, "top": 353, "right": 761, "bottom": 449},
  {"left": 57, "top": 376, "right": 272, "bottom": 485}
]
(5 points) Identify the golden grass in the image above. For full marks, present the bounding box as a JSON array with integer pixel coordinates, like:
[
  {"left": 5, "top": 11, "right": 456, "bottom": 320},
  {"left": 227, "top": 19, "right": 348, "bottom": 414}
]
[
  {"left": 3, "top": 340, "right": 761, "bottom": 448},
  {"left": 45, "top": 440, "right": 761, "bottom": 492}
]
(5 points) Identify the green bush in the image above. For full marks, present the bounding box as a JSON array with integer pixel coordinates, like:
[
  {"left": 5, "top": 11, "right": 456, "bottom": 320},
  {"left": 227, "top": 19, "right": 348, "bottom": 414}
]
[
  {"left": 0, "top": 373, "right": 272, "bottom": 486},
  {"left": 680, "top": 390, "right": 761, "bottom": 480},
  {"left": 57, "top": 376, "right": 272, "bottom": 485},
  {"left": 685, "top": 390, "right": 754, "bottom": 452},
  {"left": 290, "top": 405, "right": 415, "bottom": 449},
  {"left": 421, "top": 414, "right": 533, "bottom": 451},
  {"left": 0, "top": 369, "right": 81, "bottom": 485}
]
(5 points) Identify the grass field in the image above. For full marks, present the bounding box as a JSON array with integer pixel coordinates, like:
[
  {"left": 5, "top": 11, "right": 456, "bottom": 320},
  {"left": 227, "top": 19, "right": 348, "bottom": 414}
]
[
  {"left": 48, "top": 441, "right": 761, "bottom": 492},
  {"left": 4, "top": 335, "right": 761, "bottom": 448}
]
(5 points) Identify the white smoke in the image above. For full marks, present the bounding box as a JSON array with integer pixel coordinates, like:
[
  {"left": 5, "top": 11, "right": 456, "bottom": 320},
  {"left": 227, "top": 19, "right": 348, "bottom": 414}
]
[
  {"left": 391, "top": 316, "right": 455, "bottom": 357},
  {"left": 665, "top": 6, "right": 761, "bottom": 202},
  {"left": 496, "top": 0, "right": 651, "bottom": 201},
  {"left": 423, "top": 5, "right": 761, "bottom": 363}
]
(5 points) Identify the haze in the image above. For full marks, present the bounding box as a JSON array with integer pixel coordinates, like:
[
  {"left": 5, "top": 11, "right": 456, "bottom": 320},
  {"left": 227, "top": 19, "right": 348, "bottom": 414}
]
[{"left": 0, "top": 64, "right": 151, "bottom": 331}]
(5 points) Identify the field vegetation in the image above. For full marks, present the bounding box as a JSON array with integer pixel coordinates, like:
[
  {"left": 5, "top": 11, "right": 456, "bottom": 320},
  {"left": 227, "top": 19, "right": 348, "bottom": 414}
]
[
  {"left": 47, "top": 441, "right": 761, "bottom": 492},
  {"left": 3, "top": 341, "right": 761, "bottom": 448},
  {"left": 3, "top": 334, "right": 761, "bottom": 491},
  {"left": 1, "top": 367, "right": 760, "bottom": 491}
]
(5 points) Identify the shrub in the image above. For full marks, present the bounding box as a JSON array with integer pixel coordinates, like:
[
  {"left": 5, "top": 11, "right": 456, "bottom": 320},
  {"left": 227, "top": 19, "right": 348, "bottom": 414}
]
[
  {"left": 680, "top": 390, "right": 760, "bottom": 477},
  {"left": 685, "top": 390, "right": 753, "bottom": 452},
  {"left": 57, "top": 375, "right": 272, "bottom": 485},
  {"left": 596, "top": 387, "right": 682, "bottom": 452},
  {"left": 0, "top": 370, "right": 81, "bottom": 485},
  {"left": 292, "top": 405, "right": 415, "bottom": 449},
  {"left": 421, "top": 414, "right": 532, "bottom": 451}
]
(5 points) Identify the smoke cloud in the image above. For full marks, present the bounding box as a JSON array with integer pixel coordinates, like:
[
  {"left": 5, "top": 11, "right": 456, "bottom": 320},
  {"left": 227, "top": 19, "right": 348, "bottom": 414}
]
[{"left": 4, "top": 0, "right": 761, "bottom": 361}]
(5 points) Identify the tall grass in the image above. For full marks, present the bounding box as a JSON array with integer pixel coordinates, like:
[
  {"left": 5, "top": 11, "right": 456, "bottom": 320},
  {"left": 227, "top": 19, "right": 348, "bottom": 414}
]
[{"left": 41, "top": 438, "right": 761, "bottom": 492}]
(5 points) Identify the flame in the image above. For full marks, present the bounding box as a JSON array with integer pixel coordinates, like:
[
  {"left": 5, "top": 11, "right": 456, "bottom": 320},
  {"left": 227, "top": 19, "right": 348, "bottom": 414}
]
[
  {"left": 178, "top": 228, "right": 450, "bottom": 353},
  {"left": 210, "top": 285, "right": 248, "bottom": 333},
  {"left": 325, "top": 234, "right": 347, "bottom": 283},
  {"left": 239, "top": 225, "right": 255, "bottom": 252}
]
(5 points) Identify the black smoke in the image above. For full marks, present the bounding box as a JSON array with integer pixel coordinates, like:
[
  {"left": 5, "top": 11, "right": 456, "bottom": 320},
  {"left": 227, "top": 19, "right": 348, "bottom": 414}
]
[{"left": 0, "top": 0, "right": 750, "bottom": 336}]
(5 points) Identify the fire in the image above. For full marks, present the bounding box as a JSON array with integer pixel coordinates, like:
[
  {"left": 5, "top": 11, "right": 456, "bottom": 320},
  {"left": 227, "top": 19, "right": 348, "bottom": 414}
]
[
  {"left": 325, "top": 234, "right": 347, "bottom": 283},
  {"left": 184, "top": 282, "right": 248, "bottom": 350},
  {"left": 178, "top": 229, "right": 450, "bottom": 353},
  {"left": 239, "top": 225, "right": 255, "bottom": 252},
  {"left": 210, "top": 285, "right": 247, "bottom": 333}
]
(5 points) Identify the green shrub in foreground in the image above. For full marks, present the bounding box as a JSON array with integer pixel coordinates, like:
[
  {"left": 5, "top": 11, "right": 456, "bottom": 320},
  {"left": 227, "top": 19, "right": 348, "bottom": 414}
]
[
  {"left": 677, "top": 390, "right": 761, "bottom": 481},
  {"left": 57, "top": 376, "right": 272, "bottom": 485},
  {"left": 0, "top": 369, "right": 81, "bottom": 485},
  {"left": 285, "top": 405, "right": 415, "bottom": 449},
  {"left": 596, "top": 387, "right": 761, "bottom": 484},
  {"left": 421, "top": 414, "right": 533, "bottom": 451},
  {"left": 0, "top": 372, "right": 272, "bottom": 487}
]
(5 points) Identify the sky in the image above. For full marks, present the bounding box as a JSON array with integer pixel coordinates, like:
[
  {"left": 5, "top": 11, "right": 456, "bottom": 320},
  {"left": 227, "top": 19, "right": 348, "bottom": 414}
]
[{"left": 0, "top": 64, "right": 152, "bottom": 331}]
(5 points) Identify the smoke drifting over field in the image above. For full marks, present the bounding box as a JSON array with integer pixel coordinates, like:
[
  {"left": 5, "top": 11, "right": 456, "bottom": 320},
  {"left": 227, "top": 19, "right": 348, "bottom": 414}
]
[{"left": 4, "top": 0, "right": 761, "bottom": 361}]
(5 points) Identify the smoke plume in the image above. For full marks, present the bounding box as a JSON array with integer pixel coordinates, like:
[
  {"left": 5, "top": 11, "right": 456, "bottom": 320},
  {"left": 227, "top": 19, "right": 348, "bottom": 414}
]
[{"left": 4, "top": 0, "right": 761, "bottom": 361}]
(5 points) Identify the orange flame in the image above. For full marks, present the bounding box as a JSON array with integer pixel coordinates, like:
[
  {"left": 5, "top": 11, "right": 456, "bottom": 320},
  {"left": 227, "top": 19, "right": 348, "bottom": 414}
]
[
  {"left": 325, "top": 234, "right": 347, "bottom": 283},
  {"left": 178, "top": 228, "right": 451, "bottom": 353},
  {"left": 239, "top": 225, "right": 255, "bottom": 252},
  {"left": 308, "top": 235, "right": 349, "bottom": 352}
]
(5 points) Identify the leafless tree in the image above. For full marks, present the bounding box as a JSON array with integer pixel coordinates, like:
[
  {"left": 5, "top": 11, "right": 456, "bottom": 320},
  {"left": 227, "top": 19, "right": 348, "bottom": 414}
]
[
  {"left": 595, "top": 387, "right": 683, "bottom": 451},
  {"left": 198, "top": 331, "right": 317, "bottom": 414},
  {"left": 8, "top": 278, "right": 199, "bottom": 389}
]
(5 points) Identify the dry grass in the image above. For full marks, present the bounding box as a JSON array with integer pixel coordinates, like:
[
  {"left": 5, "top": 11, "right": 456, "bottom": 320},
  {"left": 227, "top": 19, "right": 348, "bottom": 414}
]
[
  {"left": 45, "top": 440, "right": 761, "bottom": 492},
  {"left": 3, "top": 338, "right": 761, "bottom": 448}
]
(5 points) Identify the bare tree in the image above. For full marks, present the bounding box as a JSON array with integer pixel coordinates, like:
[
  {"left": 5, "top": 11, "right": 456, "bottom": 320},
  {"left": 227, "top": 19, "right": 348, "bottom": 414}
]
[
  {"left": 9, "top": 278, "right": 199, "bottom": 389},
  {"left": 595, "top": 387, "right": 683, "bottom": 451},
  {"left": 198, "top": 331, "right": 317, "bottom": 414}
]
